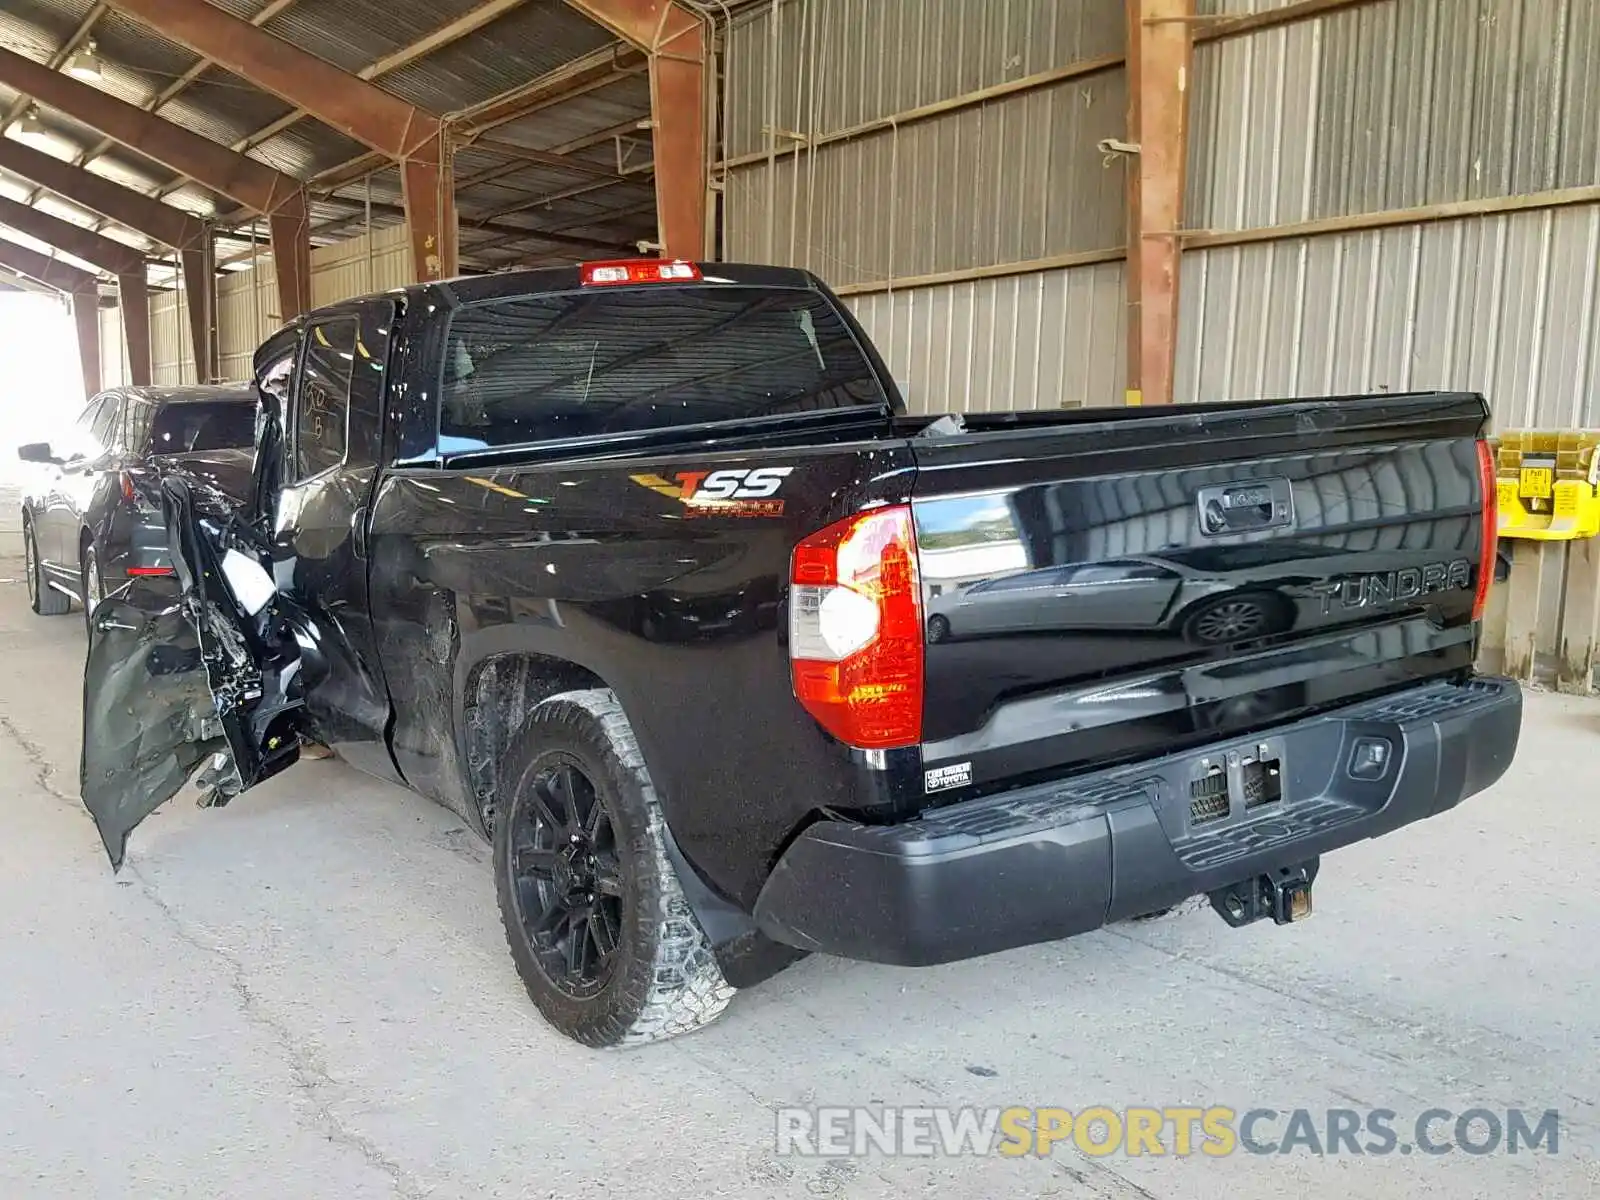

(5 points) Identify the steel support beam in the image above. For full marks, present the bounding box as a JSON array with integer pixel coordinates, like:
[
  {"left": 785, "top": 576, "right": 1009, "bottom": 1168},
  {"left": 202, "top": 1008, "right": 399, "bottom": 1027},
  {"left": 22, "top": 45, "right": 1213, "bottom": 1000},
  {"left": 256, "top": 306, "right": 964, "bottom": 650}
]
[
  {"left": 72, "top": 290, "right": 102, "bottom": 399},
  {"left": 0, "top": 2, "right": 108, "bottom": 137},
  {"left": 0, "top": 144, "right": 191, "bottom": 384},
  {"left": 0, "top": 137, "right": 206, "bottom": 251},
  {"left": 0, "top": 235, "right": 108, "bottom": 394},
  {"left": 0, "top": 233, "right": 99, "bottom": 294},
  {"left": 117, "top": 273, "right": 153, "bottom": 385},
  {"left": 1123, "top": 0, "right": 1192, "bottom": 406},
  {"left": 0, "top": 195, "right": 157, "bottom": 377},
  {"left": 560, "top": 2, "right": 708, "bottom": 258},
  {"left": 107, "top": 0, "right": 457, "bottom": 281},
  {"left": 0, "top": 44, "right": 312, "bottom": 320},
  {"left": 0, "top": 194, "right": 144, "bottom": 276},
  {"left": 268, "top": 209, "right": 311, "bottom": 321},
  {"left": 181, "top": 242, "right": 215, "bottom": 382}
]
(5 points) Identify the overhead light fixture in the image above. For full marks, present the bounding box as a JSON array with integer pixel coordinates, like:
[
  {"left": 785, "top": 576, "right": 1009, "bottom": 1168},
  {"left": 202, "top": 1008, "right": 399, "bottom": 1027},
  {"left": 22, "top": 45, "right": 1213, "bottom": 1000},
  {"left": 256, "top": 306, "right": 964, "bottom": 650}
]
[
  {"left": 17, "top": 105, "right": 49, "bottom": 144},
  {"left": 67, "top": 40, "right": 101, "bottom": 80}
]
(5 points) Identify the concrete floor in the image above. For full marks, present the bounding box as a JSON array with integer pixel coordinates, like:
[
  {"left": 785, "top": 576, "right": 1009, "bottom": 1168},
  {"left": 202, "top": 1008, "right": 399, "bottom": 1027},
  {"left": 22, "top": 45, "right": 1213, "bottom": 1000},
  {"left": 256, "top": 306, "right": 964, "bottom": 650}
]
[{"left": 0, "top": 561, "right": 1595, "bottom": 1200}]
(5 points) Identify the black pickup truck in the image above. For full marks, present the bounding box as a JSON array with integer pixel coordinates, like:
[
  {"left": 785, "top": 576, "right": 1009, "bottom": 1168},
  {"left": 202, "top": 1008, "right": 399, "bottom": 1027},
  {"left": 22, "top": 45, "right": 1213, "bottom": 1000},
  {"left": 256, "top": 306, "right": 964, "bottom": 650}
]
[{"left": 81, "top": 260, "right": 1521, "bottom": 1048}]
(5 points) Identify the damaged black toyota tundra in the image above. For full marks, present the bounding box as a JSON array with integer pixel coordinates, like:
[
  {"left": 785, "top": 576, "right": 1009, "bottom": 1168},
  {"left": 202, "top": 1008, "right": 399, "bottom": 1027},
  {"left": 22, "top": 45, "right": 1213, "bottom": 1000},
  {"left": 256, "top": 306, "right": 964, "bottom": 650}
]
[{"left": 82, "top": 260, "right": 1521, "bottom": 1047}]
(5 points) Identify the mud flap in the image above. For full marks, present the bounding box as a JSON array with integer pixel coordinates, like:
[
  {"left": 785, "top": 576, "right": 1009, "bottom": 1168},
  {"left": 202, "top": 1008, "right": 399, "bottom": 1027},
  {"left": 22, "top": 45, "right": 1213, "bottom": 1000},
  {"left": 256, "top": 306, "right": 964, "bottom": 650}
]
[{"left": 78, "top": 476, "right": 306, "bottom": 869}]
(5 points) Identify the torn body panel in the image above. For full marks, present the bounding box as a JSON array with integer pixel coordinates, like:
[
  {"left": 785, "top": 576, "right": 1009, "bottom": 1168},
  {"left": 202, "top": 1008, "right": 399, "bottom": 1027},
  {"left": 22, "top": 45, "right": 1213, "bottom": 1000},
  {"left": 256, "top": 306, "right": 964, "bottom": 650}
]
[{"left": 79, "top": 473, "right": 307, "bottom": 868}]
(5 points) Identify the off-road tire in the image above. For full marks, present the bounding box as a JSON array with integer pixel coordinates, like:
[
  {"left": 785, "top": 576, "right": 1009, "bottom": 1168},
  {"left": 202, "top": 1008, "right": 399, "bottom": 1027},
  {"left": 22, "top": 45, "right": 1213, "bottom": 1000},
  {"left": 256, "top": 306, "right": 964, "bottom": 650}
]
[
  {"left": 493, "top": 688, "right": 735, "bottom": 1047},
  {"left": 24, "top": 518, "right": 69, "bottom": 616}
]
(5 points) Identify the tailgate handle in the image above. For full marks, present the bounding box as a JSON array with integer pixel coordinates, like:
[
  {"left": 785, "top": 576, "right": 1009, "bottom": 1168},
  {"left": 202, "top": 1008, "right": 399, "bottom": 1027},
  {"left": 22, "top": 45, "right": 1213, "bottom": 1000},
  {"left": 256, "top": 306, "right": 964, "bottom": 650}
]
[{"left": 1197, "top": 478, "right": 1293, "bottom": 536}]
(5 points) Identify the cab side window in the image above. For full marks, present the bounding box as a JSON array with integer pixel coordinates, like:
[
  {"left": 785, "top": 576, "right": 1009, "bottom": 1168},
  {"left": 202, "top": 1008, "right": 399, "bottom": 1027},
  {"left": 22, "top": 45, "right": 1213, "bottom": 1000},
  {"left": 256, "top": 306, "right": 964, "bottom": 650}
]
[{"left": 293, "top": 318, "right": 357, "bottom": 481}]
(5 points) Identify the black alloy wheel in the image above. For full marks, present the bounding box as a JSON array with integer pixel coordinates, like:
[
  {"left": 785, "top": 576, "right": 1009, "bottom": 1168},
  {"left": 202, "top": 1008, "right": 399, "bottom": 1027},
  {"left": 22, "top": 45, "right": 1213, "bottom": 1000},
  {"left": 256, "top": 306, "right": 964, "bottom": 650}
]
[{"left": 505, "top": 756, "right": 625, "bottom": 998}]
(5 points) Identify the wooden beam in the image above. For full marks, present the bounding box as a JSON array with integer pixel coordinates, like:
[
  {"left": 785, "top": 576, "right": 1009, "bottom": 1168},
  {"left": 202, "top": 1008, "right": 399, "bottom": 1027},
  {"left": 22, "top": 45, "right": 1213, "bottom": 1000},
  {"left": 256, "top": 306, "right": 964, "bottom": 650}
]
[
  {"left": 1558, "top": 539, "right": 1600, "bottom": 694},
  {"left": 1183, "top": 184, "right": 1600, "bottom": 249},
  {"left": 71, "top": 289, "right": 102, "bottom": 399},
  {"left": 1195, "top": 0, "right": 1390, "bottom": 42},
  {"left": 1502, "top": 541, "right": 1545, "bottom": 682},
  {"left": 106, "top": 0, "right": 455, "bottom": 280},
  {"left": 1123, "top": 0, "right": 1192, "bottom": 407},
  {"left": 0, "top": 136, "right": 207, "bottom": 250},
  {"left": 830, "top": 248, "right": 1128, "bottom": 298}
]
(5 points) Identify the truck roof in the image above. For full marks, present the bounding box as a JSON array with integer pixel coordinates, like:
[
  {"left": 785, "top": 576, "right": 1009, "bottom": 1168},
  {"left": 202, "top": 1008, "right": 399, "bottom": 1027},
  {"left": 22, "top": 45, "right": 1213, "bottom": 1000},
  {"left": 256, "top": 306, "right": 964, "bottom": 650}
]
[{"left": 298, "top": 261, "right": 829, "bottom": 325}]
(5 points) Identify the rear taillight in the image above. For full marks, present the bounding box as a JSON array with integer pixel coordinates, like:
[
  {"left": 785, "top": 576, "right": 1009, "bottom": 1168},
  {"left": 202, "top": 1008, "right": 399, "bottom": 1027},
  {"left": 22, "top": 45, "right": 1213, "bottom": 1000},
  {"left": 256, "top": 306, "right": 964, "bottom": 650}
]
[
  {"left": 580, "top": 259, "right": 701, "bottom": 286},
  {"left": 120, "top": 470, "right": 136, "bottom": 503},
  {"left": 127, "top": 566, "right": 174, "bottom": 577},
  {"left": 1475, "top": 439, "right": 1498, "bottom": 621},
  {"left": 789, "top": 505, "right": 924, "bottom": 749}
]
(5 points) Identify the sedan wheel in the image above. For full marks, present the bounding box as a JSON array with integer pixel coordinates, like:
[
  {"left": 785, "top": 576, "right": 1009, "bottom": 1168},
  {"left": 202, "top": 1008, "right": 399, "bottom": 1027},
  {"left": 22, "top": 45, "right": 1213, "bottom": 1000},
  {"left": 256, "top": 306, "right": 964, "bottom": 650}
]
[{"left": 25, "top": 521, "right": 69, "bottom": 616}]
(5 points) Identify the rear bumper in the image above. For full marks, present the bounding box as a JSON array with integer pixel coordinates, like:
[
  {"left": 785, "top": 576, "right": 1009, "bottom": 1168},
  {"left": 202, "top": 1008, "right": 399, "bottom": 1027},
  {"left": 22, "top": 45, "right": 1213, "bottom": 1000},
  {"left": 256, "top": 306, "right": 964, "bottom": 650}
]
[{"left": 752, "top": 677, "right": 1521, "bottom": 965}]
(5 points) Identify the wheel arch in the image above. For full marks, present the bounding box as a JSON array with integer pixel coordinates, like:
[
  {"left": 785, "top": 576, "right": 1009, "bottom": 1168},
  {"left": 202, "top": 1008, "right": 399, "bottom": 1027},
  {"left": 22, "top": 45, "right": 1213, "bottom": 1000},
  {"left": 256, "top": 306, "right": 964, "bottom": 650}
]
[{"left": 462, "top": 651, "right": 610, "bottom": 837}]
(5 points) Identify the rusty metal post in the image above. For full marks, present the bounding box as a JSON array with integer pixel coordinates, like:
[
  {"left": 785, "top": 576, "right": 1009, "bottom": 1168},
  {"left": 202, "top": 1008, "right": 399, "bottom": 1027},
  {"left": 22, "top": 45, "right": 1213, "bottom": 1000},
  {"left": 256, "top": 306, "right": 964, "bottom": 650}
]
[
  {"left": 117, "top": 273, "right": 153, "bottom": 386},
  {"left": 181, "top": 239, "right": 214, "bottom": 382},
  {"left": 268, "top": 196, "right": 313, "bottom": 319},
  {"left": 400, "top": 129, "right": 459, "bottom": 282},
  {"left": 71, "top": 290, "right": 102, "bottom": 399},
  {"left": 650, "top": 13, "right": 709, "bottom": 259},
  {"left": 1124, "top": 0, "right": 1192, "bottom": 406},
  {"left": 557, "top": 1, "right": 710, "bottom": 260}
]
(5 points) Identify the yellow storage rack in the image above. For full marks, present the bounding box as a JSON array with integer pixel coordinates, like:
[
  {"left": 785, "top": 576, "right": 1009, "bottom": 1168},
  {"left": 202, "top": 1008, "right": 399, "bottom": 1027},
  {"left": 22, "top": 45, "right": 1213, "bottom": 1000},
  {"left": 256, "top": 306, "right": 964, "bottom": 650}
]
[{"left": 1493, "top": 430, "right": 1600, "bottom": 541}]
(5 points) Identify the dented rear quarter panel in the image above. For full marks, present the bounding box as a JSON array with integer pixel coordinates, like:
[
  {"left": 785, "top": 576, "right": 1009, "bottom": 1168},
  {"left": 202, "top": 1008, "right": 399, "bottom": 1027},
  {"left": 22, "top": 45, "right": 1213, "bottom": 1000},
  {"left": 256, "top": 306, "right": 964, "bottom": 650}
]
[{"left": 365, "top": 438, "right": 917, "bottom": 907}]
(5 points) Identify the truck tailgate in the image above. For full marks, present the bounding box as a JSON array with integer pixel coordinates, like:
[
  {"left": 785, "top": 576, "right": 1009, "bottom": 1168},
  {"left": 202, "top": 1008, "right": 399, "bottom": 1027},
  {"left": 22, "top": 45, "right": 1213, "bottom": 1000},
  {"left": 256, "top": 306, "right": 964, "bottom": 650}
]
[{"left": 909, "top": 392, "right": 1493, "bottom": 792}]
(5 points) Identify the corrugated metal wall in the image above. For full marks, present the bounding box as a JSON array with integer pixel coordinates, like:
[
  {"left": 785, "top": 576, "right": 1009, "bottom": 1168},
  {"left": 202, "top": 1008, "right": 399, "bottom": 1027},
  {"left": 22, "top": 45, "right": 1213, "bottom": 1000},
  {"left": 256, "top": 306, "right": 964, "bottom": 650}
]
[
  {"left": 722, "top": 0, "right": 1127, "bottom": 412},
  {"left": 1187, "top": 0, "right": 1600, "bottom": 233},
  {"left": 1175, "top": 203, "right": 1600, "bottom": 425},
  {"left": 722, "top": 0, "right": 1600, "bottom": 425},
  {"left": 1181, "top": 0, "right": 1600, "bottom": 428},
  {"left": 133, "top": 223, "right": 416, "bottom": 386},
  {"left": 149, "top": 280, "right": 195, "bottom": 387},
  {"left": 97, "top": 304, "right": 129, "bottom": 391},
  {"left": 847, "top": 261, "right": 1125, "bottom": 411}
]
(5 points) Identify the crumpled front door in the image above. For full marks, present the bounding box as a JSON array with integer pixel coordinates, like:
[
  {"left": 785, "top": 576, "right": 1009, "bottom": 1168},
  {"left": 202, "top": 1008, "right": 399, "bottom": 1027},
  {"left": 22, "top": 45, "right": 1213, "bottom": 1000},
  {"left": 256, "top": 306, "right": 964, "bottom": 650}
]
[{"left": 79, "top": 474, "right": 305, "bottom": 869}]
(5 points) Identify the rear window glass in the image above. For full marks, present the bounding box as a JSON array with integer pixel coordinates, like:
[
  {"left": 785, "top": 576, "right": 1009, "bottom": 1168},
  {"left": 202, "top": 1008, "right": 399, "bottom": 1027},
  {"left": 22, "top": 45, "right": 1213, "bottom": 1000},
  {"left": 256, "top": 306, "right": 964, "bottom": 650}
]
[
  {"left": 439, "top": 286, "right": 887, "bottom": 452},
  {"left": 137, "top": 400, "right": 257, "bottom": 454}
]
